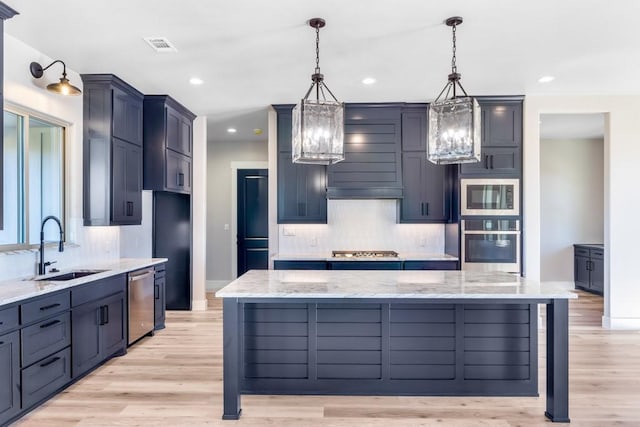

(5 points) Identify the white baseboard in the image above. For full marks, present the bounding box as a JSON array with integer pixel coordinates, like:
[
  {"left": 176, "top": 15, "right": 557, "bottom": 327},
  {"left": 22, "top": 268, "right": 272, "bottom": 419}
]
[
  {"left": 602, "top": 315, "right": 640, "bottom": 330},
  {"left": 192, "top": 299, "right": 208, "bottom": 311},
  {"left": 207, "top": 280, "right": 231, "bottom": 291}
]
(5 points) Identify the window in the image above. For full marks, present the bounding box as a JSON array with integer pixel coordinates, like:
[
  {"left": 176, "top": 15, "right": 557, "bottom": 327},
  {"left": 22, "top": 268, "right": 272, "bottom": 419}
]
[{"left": 1, "top": 107, "right": 66, "bottom": 249}]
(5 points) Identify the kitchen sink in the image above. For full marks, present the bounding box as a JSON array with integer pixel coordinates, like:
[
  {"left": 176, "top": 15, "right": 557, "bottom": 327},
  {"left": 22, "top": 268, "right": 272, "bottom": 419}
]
[{"left": 36, "top": 270, "right": 107, "bottom": 281}]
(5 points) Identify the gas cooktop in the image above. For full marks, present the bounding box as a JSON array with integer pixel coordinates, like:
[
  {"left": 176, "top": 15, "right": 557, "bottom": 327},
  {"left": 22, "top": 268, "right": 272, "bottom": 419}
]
[{"left": 331, "top": 250, "right": 399, "bottom": 258}]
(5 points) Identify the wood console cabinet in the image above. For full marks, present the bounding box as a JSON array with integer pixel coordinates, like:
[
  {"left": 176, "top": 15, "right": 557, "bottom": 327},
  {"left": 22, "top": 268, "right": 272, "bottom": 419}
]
[
  {"left": 82, "top": 74, "right": 144, "bottom": 226},
  {"left": 143, "top": 95, "right": 196, "bottom": 194}
]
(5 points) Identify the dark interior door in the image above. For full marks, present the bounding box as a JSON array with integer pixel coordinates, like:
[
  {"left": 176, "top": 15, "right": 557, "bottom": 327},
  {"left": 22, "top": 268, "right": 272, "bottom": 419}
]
[{"left": 237, "top": 169, "right": 268, "bottom": 276}]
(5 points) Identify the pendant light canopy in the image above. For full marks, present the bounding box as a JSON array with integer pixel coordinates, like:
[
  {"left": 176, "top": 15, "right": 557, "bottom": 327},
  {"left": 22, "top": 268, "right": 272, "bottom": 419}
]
[
  {"left": 30, "top": 60, "right": 82, "bottom": 96},
  {"left": 292, "top": 18, "right": 345, "bottom": 165},
  {"left": 427, "top": 17, "right": 481, "bottom": 165}
]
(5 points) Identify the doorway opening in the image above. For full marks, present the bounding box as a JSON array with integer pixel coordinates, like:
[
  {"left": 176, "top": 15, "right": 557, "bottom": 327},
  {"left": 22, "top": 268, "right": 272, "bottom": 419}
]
[{"left": 236, "top": 169, "right": 268, "bottom": 276}]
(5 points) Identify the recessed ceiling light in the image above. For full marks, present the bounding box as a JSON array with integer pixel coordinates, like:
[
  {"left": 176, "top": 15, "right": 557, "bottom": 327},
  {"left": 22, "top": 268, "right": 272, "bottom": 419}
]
[
  {"left": 227, "top": 128, "right": 237, "bottom": 134},
  {"left": 189, "top": 77, "right": 204, "bottom": 85},
  {"left": 538, "top": 75, "right": 555, "bottom": 83},
  {"left": 362, "top": 77, "right": 376, "bottom": 85}
]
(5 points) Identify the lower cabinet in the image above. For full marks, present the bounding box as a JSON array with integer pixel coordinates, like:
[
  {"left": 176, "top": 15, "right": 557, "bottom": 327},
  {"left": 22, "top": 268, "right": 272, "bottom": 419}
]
[
  {"left": 403, "top": 260, "right": 459, "bottom": 270},
  {"left": 154, "top": 263, "right": 166, "bottom": 330},
  {"left": 328, "top": 261, "right": 403, "bottom": 270},
  {"left": 72, "top": 289, "right": 126, "bottom": 379},
  {"left": 274, "top": 260, "right": 327, "bottom": 270},
  {"left": 274, "top": 260, "right": 460, "bottom": 270},
  {"left": 0, "top": 330, "right": 20, "bottom": 425},
  {"left": 574, "top": 245, "right": 604, "bottom": 295},
  {"left": 21, "top": 347, "right": 71, "bottom": 409}
]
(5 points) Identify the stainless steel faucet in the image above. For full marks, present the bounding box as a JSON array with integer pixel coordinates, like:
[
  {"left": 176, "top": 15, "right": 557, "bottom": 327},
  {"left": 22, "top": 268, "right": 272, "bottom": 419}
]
[{"left": 39, "top": 215, "right": 64, "bottom": 275}]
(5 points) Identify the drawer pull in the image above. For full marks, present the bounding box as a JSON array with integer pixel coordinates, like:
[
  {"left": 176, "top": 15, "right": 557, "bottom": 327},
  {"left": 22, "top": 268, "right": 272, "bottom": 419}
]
[
  {"left": 40, "top": 356, "right": 61, "bottom": 368},
  {"left": 40, "top": 303, "right": 61, "bottom": 311},
  {"left": 0, "top": 341, "right": 4, "bottom": 345},
  {"left": 40, "top": 319, "right": 61, "bottom": 329}
]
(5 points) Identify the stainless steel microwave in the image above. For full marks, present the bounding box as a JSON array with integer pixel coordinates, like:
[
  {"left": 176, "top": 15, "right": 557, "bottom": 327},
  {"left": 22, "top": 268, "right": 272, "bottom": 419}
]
[{"left": 461, "top": 178, "right": 520, "bottom": 216}]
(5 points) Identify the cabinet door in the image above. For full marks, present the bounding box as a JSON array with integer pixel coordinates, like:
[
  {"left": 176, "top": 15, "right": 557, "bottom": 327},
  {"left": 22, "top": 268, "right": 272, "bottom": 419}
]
[
  {"left": 165, "top": 150, "right": 192, "bottom": 193},
  {"left": 590, "top": 250, "right": 604, "bottom": 293},
  {"left": 460, "top": 147, "right": 521, "bottom": 177},
  {"left": 71, "top": 300, "right": 101, "bottom": 379},
  {"left": 277, "top": 152, "right": 327, "bottom": 223},
  {"left": 401, "top": 109, "right": 427, "bottom": 151},
  {"left": 154, "top": 276, "right": 166, "bottom": 330},
  {"left": 400, "top": 152, "right": 449, "bottom": 223},
  {"left": 479, "top": 101, "right": 522, "bottom": 147},
  {"left": 101, "top": 292, "right": 126, "bottom": 359},
  {"left": 165, "top": 106, "right": 191, "bottom": 156},
  {"left": 112, "top": 87, "right": 142, "bottom": 146},
  {"left": 574, "top": 255, "right": 590, "bottom": 290},
  {"left": 112, "top": 139, "right": 142, "bottom": 224},
  {"left": 0, "top": 331, "right": 20, "bottom": 426}
]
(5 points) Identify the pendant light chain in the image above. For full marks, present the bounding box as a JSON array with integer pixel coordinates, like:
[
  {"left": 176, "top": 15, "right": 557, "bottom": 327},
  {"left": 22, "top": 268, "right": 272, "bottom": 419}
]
[
  {"left": 315, "top": 24, "right": 321, "bottom": 75},
  {"left": 451, "top": 22, "right": 457, "bottom": 75}
]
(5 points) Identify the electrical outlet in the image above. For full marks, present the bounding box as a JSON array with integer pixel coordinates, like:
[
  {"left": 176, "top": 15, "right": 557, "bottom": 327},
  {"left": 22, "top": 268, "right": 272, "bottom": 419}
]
[
  {"left": 310, "top": 237, "right": 318, "bottom": 247},
  {"left": 223, "top": 224, "right": 230, "bottom": 231},
  {"left": 283, "top": 227, "right": 295, "bottom": 236},
  {"left": 419, "top": 236, "right": 426, "bottom": 247}
]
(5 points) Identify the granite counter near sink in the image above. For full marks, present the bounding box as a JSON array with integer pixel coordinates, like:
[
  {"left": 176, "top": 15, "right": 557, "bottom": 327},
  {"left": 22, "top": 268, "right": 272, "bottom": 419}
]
[{"left": 0, "top": 258, "right": 167, "bottom": 307}]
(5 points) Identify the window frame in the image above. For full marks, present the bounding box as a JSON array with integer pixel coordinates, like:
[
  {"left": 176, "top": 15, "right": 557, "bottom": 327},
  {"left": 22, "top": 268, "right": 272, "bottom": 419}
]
[{"left": 2, "top": 102, "right": 69, "bottom": 251}]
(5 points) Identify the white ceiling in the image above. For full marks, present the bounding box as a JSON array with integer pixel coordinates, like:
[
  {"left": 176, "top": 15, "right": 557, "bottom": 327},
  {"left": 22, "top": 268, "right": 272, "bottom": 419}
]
[{"left": 4, "top": 0, "right": 639, "bottom": 143}]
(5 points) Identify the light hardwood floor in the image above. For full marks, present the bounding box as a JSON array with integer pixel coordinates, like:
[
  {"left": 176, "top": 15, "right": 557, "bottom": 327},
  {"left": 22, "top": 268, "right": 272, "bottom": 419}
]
[{"left": 13, "top": 291, "right": 640, "bottom": 426}]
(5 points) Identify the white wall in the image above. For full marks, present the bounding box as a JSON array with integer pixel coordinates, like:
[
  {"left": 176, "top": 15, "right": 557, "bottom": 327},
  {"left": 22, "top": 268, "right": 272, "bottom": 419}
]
[
  {"left": 540, "top": 137, "right": 604, "bottom": 281},
  {"left": 524, "top": 95, "right": 640, "bottom": 329},
  {"left": 278, "top": 200, "right": 445, "bottom": 255},
  {"left": 206, "top": 139, "right": 268, "bottom": 282},
  {"left": 1, "top": 34, "right": 122, "bottom": 281},
  {"left": 119, "top": 191, "right": 153, "bottom": 258}
]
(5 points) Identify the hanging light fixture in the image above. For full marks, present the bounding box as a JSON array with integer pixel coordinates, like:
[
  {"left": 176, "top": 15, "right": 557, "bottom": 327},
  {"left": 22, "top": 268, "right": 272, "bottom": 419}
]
[
  {"left": 29, "top": 60, "right": 82, "bottom": 96},
  {"left": 292, "top": 18, "right": 344, "bottom": 165},
  {"left": 427, "top": 16, "right": 480, "bottom": 165}
]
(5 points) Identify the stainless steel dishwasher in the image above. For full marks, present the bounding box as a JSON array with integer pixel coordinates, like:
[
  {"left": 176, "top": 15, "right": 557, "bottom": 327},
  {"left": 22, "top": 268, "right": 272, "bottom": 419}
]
[{"left": 128, "top": 268, "right": 155, "bottom": 345}]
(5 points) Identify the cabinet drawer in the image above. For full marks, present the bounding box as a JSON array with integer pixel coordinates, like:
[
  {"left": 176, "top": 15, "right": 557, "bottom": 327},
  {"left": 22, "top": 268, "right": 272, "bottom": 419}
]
[
  {"left": 21, "top": 312, "right": 71, "bottom": 367},
  {"left": 21, "top": 346, "right": 71, "bottom": 410},
  {"left": 591, "top": 249, "right": 604, "bottom": 260},
  {"left": 21, "top": 292, "right": 70, "bottom": 325},
  {"left": 154, "top": 266, "right": 166, "bottom": 279},
  {"left": 72, "top": 275, "right": 125, "bottom": 307},
  {"left": 403, "top": 260, "right": 459, "bottom": 270},
  {"left": 0, "top": 305, "right": 19, "bottom": 334},
  {"left": 574, "top": 247, "right": 590, "bottom": 257},
  {"left": 274, "top": 260, "right": 327, "bottom": 270}
]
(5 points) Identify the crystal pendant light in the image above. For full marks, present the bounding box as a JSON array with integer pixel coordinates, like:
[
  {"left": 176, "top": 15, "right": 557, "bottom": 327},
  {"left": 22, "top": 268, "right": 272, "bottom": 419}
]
[
  {"left": 292, "top": 18, "right": 345, "bottom": 165},
  {"left": 428, "top": 17, "right": 481, "bottom": 165}
]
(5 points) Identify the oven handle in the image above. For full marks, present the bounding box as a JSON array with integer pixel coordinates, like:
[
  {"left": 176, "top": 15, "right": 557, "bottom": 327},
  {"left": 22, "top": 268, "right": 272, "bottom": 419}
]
[{"left": 462, "top": 230, "right": 520, "bottom": 235}]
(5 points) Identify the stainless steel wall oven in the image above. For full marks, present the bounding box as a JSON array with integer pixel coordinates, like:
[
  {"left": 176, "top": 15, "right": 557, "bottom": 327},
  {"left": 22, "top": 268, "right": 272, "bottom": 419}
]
[{"left": 462, "top": 219, "right": 520, "bottom": 273}]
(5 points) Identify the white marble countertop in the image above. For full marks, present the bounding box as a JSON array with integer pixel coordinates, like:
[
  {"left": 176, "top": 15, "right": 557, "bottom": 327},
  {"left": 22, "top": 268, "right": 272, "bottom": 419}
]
[
  {"left": 0, "top": 258, "right": 167, "bottom": 307},
  {"left": 216, "top": 270, "right": 577, "bottom": 300},
  {"left": 272, "top": 253, "right": 459, "bottom": 262}
]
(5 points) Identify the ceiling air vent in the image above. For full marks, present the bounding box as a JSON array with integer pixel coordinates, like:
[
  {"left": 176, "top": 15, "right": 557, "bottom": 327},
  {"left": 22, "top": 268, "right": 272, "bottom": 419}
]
[{"left": 143, "top": 37, "right": 177, "bottom": 53}]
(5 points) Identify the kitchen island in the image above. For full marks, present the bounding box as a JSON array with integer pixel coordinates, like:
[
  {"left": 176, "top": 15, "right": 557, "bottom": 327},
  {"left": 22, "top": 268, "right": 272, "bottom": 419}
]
[{"left": 216, "top": 270, "right": 576, "bottom": 423}]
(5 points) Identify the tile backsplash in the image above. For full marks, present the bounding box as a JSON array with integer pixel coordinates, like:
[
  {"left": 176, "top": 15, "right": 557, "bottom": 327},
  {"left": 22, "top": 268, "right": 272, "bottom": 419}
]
[{"left": 278, "top": 199, "right": 444, "bottom": 254}]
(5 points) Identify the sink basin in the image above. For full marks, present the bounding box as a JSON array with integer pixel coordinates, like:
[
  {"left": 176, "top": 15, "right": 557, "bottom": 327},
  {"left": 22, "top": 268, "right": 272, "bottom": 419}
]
[{"left": 36, "top": 270, "right": 106, "bottom": 281}]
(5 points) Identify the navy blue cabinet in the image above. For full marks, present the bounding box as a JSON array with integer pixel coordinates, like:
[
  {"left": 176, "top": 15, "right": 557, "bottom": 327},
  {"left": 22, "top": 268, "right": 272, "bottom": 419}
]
[
  {"left": 154, "top": 264, "right": 166, "bottom": 330},
  {"left": 327, "top": 104, "right": 403, "bottom": 199},
  {"left": 0, "top": 330, "right": 20, "bottom": 426},
  {"left": 274, "top": 105, "right": 328, "bottom": 223},
  {"left": 574, "top": 245, "right": 604, "bottom": 295},
  {"left": 81, "top": 74, "right": 144, "bottom": 226},
  {"left": 71, "top": 275, "right": 126, "bottom": 379},
  {"left": 460, "top": 98, "right": 523, "bottom": 177},
  {"left": 274, "top": 260, "right": 327, "bottom": 270},
  {"left": 328, "top": 260, "right": 403, "bottom": 270},
  {"left": 399, "top": 106, "right": 453, "bottom": 223},
  {"left": 143, "top": 95, "right": 196, "bottom": 194}
]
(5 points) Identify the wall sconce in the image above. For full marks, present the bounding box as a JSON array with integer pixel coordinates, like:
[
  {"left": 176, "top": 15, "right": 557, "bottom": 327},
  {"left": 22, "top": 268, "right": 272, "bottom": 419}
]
[{"left": 29, "top": 60, "right": 82, "bottom": 96}]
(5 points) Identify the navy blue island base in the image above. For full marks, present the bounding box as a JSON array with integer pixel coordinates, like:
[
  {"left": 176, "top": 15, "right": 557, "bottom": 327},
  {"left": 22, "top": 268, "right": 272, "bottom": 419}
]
[{"left": 217, "top": 270, "right": 573, "bottom": 423}]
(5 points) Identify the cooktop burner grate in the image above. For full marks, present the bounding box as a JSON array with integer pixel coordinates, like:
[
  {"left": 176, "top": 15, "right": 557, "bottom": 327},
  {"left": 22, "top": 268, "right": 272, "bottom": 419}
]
[{"left": 332, "top": 250, "right": 399, "bottom": 258}]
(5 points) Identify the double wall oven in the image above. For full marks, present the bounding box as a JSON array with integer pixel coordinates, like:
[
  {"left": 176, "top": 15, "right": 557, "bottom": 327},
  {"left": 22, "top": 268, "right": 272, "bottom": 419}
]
[{"left": 460, "top": 179, "right": 521, "bottom": 273}]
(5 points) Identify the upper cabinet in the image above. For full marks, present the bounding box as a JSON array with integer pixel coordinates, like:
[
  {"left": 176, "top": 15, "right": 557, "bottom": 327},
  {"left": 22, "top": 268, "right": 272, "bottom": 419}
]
[
  {"left": 326, "top": 104, "right": 403, "bottom": 199},
  {"left": 0, "top": 3, "right": 19, "bottom": 231},
  {"left": 143, "top": 95, "right": 196, "bottom": 194},
  {"left": 459, "top": 97, "right": 523, "bottom": 177},
  {"left": 274, "top": 105, "right": 327, "bottom": 224},
  {"left": 81, "top": 74, "right": 144, "bottom": 226},
  {"left": 399, "top": 105, "right": 452, "bottom": 223}
]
